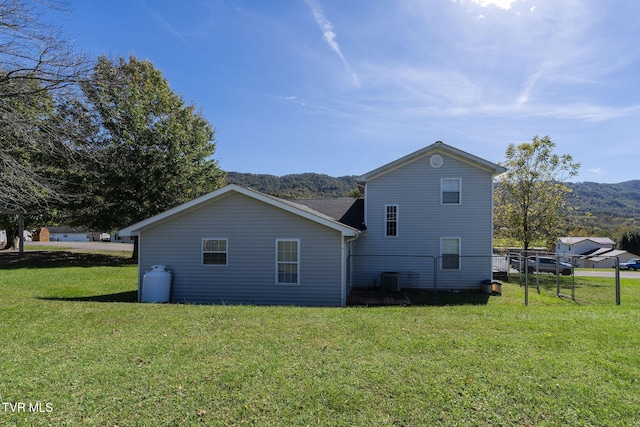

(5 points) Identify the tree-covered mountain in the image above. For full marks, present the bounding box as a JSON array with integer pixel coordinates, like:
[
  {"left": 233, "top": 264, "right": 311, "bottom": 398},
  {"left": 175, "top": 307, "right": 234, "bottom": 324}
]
[
  {"left": 225, "top": 172, "right": 640, "bottom": 236},
  {"left": 225, "top": 172, "right": 359, "bottom": 199},
  {"left": 565, "top": 181, "right": 640, "bottom": 234}
]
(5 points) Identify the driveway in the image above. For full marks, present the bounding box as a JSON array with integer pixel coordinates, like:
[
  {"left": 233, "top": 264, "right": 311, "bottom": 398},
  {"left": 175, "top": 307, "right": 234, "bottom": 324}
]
[
  {"left": 505, "top": 266, "right": 639, "bottom": 279},
  {"left": 576, "top": 269, "right": 640, "bottom": 280},
  {"left": 24, "top": 241, "right": 134, "bottom": 252}
]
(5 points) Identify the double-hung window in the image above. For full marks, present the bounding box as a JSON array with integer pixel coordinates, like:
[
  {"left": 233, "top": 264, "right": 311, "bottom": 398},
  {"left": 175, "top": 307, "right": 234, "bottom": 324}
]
[
  {"left": 276, "top": 239, "right": 300, "bottom": 285},
  {"left": 441, "top": 237, "right": 460, "bottom": 270},
  {"left": 441, "top": 178, "right": 461, "bottom": 204},
  {"left": 385, "top": 204, "right": 398, "bottom": 237},
  {"left": 202, "top": 238, "right": 227, "bottom": 266}
]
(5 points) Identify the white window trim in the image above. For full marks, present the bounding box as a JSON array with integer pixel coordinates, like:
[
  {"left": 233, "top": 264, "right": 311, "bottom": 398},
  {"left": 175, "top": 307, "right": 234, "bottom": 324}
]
[
  {"left": 440, "top": 237, "right": 461, "bottom": 270},
  {"left": 202, "top": 238, "right": 228, "bottom": 266},
  {"left": 275, "top": 238, "right": 301, "bottom": 286},
  {"left": 441, "top": 178, "right": 462, "bottom": 205},
  {"left": 385, "top": 204, "right": 399, "bottom": 238}
]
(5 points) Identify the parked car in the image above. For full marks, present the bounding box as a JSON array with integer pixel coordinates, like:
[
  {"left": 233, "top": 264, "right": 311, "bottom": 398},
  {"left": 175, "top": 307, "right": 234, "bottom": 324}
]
[
  {"left": 619, "top": 259, "right": 640, "bottom": 271},
  {"left": 511, "top": 256, "right": 573, "bottom": 275}
]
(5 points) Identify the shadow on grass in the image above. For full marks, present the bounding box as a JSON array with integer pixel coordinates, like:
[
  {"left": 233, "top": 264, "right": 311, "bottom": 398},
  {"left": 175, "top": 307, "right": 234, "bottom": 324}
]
[
  {"left": 347, "top": 288, "right": 492, "bottom": 306},
  {"left": 406, "top": 290, "right": 491, "bottom": 306},
  {"left": 38, "top": 290, "right": 138, "bottom": 303},
  {"left": 0, "top": 251, "right": 136, "bottom": 269}
]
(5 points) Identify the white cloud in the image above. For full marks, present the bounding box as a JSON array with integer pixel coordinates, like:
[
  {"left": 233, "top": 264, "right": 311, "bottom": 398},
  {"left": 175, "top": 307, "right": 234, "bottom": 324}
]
[
  {"left": 305, "top": 0, "right": 361, "bottom": 88},
  {"left": 588, "top": 168, "right": 605, "bottom": 175},
  {"left": 451, "top": 0, "right": 521, "bottom": 10},
  {"left": 472, "top": 0, "right": 518, "bottom": 9}
]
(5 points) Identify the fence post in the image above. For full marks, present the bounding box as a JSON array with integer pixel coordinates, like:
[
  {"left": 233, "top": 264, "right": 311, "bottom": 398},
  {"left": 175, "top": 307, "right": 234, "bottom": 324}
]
[
  {"left": 433, "top": 257, "right": 438, "bottom": 305},
  {"left": 616, "top": 257, "right": 621, "bottom": 305},
  {"left": 556, "top": 255, "right": 561, "bottom": 297},
  {"left": 524, "top": 255, "right": 529, "bottom": 306},
  {"left": 571, "top": 266, "right": 576, "bottom": 301}
]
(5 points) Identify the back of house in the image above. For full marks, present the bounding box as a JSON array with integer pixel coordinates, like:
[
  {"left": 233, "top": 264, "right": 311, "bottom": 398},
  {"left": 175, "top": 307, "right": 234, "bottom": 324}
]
[
  {"left": 119, "top": 141, "right": 506, "bottom": 306},
  {"left": 350, "top": 141, "right": 505, "bottom": 291}
]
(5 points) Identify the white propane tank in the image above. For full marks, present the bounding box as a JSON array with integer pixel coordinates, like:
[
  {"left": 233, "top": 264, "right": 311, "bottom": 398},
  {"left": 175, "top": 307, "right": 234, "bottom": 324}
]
[{"left": 141, "top": 265, "right": 172, "bottom": 303}]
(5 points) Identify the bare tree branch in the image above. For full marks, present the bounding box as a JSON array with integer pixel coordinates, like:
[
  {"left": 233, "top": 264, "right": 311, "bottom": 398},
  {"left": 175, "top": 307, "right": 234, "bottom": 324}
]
[{"left": 0, "top": 0, "right": 91, "bottom": 214}]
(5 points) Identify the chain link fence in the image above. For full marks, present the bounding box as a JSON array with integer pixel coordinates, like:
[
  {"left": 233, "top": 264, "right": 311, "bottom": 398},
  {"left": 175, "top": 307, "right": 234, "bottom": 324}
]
[
  {"left": 505, "top": 252, "right": 621, "bottom": 305},
  {"left": 348, "top": 254, "right": 502, "bottom": 305},
  {"left": 347, "top": 252, "right": 622, "bottom": 305}
]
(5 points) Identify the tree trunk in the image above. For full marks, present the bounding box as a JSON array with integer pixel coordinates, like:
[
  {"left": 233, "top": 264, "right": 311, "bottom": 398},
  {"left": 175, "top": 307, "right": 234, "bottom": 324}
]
[{"left": 131, "top": 235, "right": 139, "bottom": 260}]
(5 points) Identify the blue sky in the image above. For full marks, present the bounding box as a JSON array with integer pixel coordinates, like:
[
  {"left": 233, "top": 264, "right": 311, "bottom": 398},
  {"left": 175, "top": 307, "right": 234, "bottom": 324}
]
[{"left": 57, "top": 0, "right": 639, "bottom": 183}]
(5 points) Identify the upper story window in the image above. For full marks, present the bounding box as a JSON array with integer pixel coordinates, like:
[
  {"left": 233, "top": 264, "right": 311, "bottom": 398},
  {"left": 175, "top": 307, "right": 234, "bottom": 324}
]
[
  {"left": 385, "top": 204, "right": 398, "bottom": 237},
  {"left": 202, "top": 238, "right": 228, "bottom": 266},
  {"left": 441, "top": 178, "right": 461, "bottom": 204},
  {"left": 276, "top": 239, "right": 300, "bottom": 285}
]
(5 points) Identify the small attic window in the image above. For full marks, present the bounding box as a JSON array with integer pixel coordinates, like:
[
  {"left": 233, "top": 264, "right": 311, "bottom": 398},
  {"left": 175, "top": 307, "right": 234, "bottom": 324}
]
[{"left": 430, "top": 154, "right": 443, "bottom": 168}]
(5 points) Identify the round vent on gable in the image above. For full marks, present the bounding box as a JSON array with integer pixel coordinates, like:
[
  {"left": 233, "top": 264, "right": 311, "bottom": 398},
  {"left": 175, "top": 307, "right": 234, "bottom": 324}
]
[{"left": 430, "top": 154, "right": 443, "bottom": 168}]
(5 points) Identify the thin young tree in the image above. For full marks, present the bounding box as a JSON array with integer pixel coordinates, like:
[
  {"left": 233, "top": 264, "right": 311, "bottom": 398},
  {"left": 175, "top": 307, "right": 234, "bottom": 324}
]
[{"left": 494, "top": 135, "right": 580, "bottom": 250}]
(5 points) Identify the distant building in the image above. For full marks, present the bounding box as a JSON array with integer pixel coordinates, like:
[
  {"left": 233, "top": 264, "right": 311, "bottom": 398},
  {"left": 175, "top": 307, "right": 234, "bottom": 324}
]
[
  {"left": 556, "top": 237, "right": 638, "bottom": 268},
  {"left": 40, "top": 227, "right": 92, "bottom": 242},
  {"left": 33, "top": 227, "right": 50, "bottom": 242}
]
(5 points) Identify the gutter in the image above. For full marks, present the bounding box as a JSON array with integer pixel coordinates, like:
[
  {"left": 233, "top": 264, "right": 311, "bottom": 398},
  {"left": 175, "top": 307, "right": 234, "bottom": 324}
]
[{"left": 341, "top": 232, "right": 362, "bottom": 307}]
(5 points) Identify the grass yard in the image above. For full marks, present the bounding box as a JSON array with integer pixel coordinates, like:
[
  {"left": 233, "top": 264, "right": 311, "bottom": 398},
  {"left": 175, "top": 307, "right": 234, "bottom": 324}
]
[{"left": 1, "top": 252, "right": 640, "bottom": 426}]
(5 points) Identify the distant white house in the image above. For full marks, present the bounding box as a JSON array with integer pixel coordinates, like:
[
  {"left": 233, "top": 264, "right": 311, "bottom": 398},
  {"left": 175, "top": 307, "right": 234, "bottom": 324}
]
[
  {"left": 556, "top": 237, "right": 638, "bottom": 268},
  {"left": 111, "top": 232, "right": 135, "bottom": 244},
  {"left": 47, "top": 227, "right": 92, "bottom": 242},
  {"left": 0, "top": 229, "right": 30, "bottom": 247},
  {"left": 556, "top": 237, "right": 615, "bottom": 256}
]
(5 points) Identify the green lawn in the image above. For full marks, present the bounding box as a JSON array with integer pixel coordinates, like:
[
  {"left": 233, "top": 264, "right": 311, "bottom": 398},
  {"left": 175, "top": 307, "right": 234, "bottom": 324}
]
[{"left": 2, "top": 252, "right": 640, "bottom": 426}]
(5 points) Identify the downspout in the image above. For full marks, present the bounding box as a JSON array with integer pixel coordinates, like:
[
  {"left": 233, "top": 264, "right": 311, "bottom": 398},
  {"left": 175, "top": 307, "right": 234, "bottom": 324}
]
[
  {"left": 491, "top": 178, "right": 496, "bottom": 281},
  {"left": 136, "top": 233, "right": 142, "bottom": 303},
  {"left": 342, "top": 233, "right": 361, "bottom": 307}
]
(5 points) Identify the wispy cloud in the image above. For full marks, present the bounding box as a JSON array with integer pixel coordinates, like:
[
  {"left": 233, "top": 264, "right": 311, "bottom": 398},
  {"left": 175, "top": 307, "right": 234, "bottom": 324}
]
[
  {"left": 139, "top": 0, "right": 214, "bottom": 65},
  {"left": 305, "top": 0, "right": 360, "bottom": 88},
  {"left": 516, "top": 69, "right": 544, "bottom": 105}
]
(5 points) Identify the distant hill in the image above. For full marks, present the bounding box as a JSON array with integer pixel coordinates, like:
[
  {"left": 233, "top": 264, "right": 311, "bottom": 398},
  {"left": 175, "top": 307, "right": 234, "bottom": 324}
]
[
  {"left": 225, "top": 172, "right": 359, "bottom": 199},
  {"left": 566, "top": 181, "right": 640, "bottom": 217},
  {"left": 565, "top": 181, "right": 640, "bottom": 232},
  {"left": 225, "top": 172, "right": 640, "bottom": 233}
]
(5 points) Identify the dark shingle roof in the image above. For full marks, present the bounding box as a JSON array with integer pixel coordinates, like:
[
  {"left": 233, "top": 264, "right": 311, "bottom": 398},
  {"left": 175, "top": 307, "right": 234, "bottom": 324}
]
[{"left": 290, "top": 198, "right": 365, "bottom": 230}]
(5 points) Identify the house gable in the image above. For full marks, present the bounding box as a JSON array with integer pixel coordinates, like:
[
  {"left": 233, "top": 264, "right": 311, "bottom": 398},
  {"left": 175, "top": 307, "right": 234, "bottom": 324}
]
[
  {"left": 120, "top": 184, "right": 359, "bottom": 237},
  {"left": 357, "top": 141, "right": 506, "bottom": 185}
]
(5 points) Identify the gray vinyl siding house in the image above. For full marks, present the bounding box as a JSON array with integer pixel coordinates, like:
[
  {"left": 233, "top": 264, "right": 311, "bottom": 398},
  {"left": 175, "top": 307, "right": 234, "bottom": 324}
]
[
  {"left": 120, "top": 141, "right": 505, "bottom": 306},
  {"left": 351, "top": 142, "right": 505, "bottom": 291},
  {"left": 120, "top": 186, "right": 359, "bottom": 306}
]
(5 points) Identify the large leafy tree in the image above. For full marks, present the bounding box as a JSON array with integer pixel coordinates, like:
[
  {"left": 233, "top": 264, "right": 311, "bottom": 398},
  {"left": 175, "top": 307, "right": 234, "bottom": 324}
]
[
  {"left": 68, "top": 55, "right": 224, "bottom": 234},
  {"left": 494, "top": 135, "right": 580, "bottom": 250}
]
